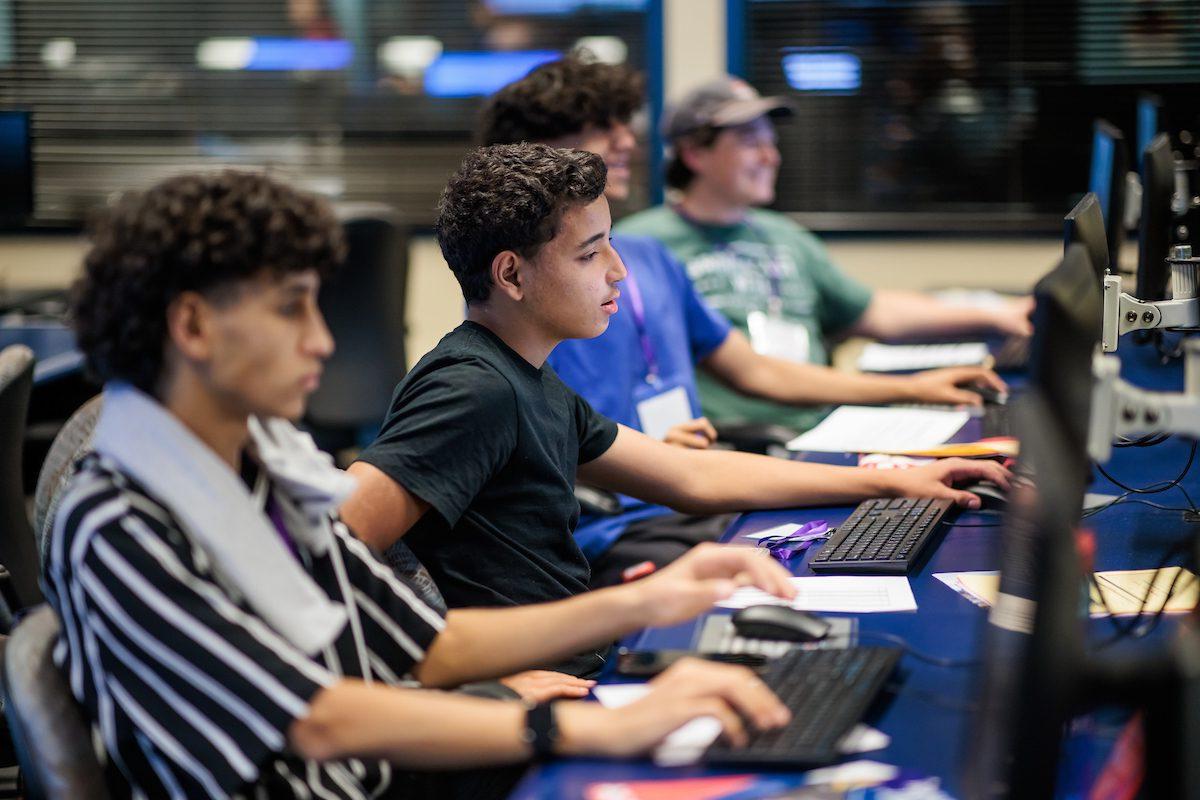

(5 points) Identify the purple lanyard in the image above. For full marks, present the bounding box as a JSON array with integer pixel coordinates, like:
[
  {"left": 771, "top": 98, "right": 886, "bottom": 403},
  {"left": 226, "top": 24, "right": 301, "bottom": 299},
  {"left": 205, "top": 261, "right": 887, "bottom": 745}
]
[
  {"left": 623, "top": 268, "right": 660, "bottom": 383},
  {"left": 265, "top": 494, "right": 301, "bottom": 562}
]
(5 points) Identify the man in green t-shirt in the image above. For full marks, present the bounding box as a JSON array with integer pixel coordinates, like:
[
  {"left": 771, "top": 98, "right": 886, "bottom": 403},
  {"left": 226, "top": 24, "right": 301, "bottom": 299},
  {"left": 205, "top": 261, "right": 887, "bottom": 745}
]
[{"left": 617, "top": 76, "right": 1033, "bottom": 432}]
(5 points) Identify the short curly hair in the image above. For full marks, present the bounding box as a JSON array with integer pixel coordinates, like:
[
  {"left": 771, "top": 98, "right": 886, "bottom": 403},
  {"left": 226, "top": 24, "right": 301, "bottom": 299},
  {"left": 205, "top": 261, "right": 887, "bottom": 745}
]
[
  {"left": 436, "top": 143, "right": 607, "bottom": 304},
  {"left": 71, "top": 170, "right": 345, "bottom": 393},
  {"left": 479, "top": 56, "right": 645, "bottom": 145}
]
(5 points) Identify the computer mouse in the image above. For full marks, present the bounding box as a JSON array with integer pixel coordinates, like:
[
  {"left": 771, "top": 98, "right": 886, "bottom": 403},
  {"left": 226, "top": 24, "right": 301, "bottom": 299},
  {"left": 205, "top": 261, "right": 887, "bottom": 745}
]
[
  {"left": 731, "top": 605, "right": 831, "bottom": 643},
  {"left": 965, "top": 385, "right": 1009, "bottom": 405},
  {"left": 963, "top": 480, "right": 1009, "bottom": 511}
]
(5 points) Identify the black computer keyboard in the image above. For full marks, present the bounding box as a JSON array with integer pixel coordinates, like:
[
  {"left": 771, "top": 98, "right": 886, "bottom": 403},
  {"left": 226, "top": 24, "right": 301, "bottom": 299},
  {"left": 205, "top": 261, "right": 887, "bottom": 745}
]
[
  {"left": 809, "top": 497, "right": 954, "bottom": 574},
  {"left": 704, "top": 646, "right": 902, "bottom": 768}
]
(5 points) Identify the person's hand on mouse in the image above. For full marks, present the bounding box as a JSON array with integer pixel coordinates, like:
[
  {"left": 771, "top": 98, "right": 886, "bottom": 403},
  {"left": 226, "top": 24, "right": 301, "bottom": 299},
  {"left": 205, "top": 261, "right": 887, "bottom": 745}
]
[
  {"left": 878, "top": 457, "right": 1012, "bottom": 510},
  {"left": 901, "top": 366, "right": 1008, "bottom": 406},
  {"left": 628, "top": 542, "right": 796, "bottom": 628}
]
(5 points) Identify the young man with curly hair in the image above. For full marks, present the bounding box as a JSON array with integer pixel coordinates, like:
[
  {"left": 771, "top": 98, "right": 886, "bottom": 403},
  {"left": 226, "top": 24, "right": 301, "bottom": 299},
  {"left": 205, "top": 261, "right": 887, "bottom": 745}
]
[
  {"left": 617, "top": 76, "right": 1035, "bottom": 433},
  {"left": 53, "top": 170, "right": 803, "bottom": 799},
  {"left": 341, "top": 143, "right": 1010, "bottom": 679},
  {"left": 469, "top": 58, "right": 1010, "bottom": 585}
]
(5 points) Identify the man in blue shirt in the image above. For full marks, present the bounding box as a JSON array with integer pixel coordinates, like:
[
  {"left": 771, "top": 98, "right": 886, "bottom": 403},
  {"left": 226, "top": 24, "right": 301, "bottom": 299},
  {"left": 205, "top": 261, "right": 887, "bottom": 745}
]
[{"left": 480, "top": 57, "right": 1007, "bottom": 585}]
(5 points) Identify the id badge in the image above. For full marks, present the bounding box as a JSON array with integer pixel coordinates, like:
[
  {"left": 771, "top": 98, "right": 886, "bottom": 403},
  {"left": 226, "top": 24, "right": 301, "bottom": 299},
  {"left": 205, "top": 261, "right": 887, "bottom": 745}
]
[
  {"left": 747, "top": 310, "right": 811, "bottom": 363},
  {"left": 634, "top": 382, "right": 693, "bottom": 442}
]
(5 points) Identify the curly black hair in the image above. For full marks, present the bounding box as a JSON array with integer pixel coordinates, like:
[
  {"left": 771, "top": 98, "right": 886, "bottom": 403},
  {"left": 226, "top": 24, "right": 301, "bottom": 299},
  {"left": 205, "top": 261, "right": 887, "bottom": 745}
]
[
  {"left": 436, "top": 143, "right": 607, "bottom": 305},
  {"left": 479, "top": 56, "right": 645, "bottom": 145},
  {"left": 71, "top": 170, "right": 345, "bottom": 393}
]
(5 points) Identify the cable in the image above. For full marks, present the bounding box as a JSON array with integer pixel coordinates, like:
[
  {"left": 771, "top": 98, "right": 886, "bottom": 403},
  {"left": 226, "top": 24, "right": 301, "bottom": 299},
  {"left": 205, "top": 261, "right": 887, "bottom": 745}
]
[
  {"left": 1093, "top": 441, "right": 1198, "bottom": 506},
  {"left": 1091, "top": 529, "right": 1199, "bottom": 649},
  {"left": 882, "top": 679, "right": 978, "bottom": 713},
  {"left": 1114, "top": 433, "right": 1171, "bottom": 448},
  {"left": 855, "top": 630, "right": 978, "bottom": 668}
]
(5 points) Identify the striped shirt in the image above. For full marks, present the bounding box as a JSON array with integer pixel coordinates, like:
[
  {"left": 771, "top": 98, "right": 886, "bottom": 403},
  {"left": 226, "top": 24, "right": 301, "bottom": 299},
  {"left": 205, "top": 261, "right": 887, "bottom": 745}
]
[{"left": 44, "top": 453, "right": 446, "bottom": 800}]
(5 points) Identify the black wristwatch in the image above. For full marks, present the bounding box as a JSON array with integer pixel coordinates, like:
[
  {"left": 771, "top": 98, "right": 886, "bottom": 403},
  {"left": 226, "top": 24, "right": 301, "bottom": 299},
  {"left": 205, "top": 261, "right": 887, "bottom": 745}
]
[{"left": 521, "top": 700, "right": 560, "bottom": 759}]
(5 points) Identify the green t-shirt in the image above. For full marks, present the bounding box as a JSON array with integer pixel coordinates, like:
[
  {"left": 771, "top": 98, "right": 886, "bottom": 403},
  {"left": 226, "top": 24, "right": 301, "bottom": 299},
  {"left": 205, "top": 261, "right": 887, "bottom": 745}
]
[{"left": 615, "top": 205, "right": 873, "bottom": 433}]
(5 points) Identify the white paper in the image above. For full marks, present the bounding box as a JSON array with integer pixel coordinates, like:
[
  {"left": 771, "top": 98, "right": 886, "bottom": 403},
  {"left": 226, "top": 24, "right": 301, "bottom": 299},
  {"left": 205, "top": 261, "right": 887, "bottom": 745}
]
[
  {"left": 857, "top": 342, "right": 989, "bottom": 373},
  {"left": 717, "top": 576, "right": 918, "bottom": 613},
  {"left": 745, "top": 522, "right": 806, "bottom": 541},
  {"left": 804, "top": 760, "right": 900, "bottom": 788},
  {"left": 636, "top": 385, "right": 692, "bottom": 442},
  {"left": 786, "top": 406, "right": 969, "bottom": 454},
  {"left": 592, "top": 684, "right": 888, "bottom": 766}
]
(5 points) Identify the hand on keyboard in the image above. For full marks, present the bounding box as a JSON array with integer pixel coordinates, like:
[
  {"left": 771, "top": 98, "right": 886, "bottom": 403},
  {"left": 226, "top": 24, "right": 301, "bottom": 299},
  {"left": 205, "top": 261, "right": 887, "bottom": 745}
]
[
  {"left": 878, "top": 457, "right": 1011, "bottom": 510},
  {"left": 571, "top": 658, "right": 790, "bottom": 756}
]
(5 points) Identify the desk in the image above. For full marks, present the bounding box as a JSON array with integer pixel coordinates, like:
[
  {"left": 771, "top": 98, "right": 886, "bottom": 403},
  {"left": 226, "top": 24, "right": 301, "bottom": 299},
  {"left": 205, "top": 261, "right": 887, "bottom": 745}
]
[{"left": 511, "top": 342, "right": 1199, "bottom": 798}]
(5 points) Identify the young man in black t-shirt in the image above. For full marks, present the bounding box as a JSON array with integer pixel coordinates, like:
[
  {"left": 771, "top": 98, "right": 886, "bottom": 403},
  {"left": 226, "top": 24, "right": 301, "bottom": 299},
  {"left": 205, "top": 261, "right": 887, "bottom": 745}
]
[{"left": 342, "top": 144, "right": 1009, "bottom": 675}]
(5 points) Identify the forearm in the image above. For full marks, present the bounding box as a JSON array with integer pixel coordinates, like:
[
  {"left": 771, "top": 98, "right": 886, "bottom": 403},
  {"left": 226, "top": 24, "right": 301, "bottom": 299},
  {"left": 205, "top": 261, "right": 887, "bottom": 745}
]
[
  {"left": 416, "top": 586, "right": 645, "bottom": 688},
  {"left": 291, "top": 680, "right": 607, "bottom": 767},
  {"left": 665, "top": 451, "right": 891, "bottom": 514},
  {"left": 728, "top": 356, "right": 919, "bottom": 406},
  {"left": 854, "top": 290, "right": 1002, "bottom": 341}
]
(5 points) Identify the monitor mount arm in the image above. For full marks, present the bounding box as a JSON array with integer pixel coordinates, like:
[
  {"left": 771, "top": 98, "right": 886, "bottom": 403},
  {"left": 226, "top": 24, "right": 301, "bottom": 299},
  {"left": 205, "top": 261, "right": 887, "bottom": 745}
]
[
  {"left": 1102, "top": 245, "right": 1200, "bottom": 352},
  {"left": 1089, "top": 337, "right": 1200, "bottom": 462}
]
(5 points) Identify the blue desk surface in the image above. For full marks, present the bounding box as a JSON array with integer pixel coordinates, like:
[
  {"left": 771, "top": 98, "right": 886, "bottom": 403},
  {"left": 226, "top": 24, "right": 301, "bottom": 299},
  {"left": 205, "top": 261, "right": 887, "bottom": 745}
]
[{"left": 511, "top": 342, "right": 1197, "bottom": 799}]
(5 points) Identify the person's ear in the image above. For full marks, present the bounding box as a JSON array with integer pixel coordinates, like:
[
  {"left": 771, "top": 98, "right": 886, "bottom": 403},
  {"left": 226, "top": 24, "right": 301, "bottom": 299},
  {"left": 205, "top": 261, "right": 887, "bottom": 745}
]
[
  {"left": 678, "top": 138, "right": 711, "bottom": 176},
  {"left": 164, "top": 291, "right": 216, "bottom": 362},
  {"left": 490, "top": 250, "right": 525, "bottom": 302}
]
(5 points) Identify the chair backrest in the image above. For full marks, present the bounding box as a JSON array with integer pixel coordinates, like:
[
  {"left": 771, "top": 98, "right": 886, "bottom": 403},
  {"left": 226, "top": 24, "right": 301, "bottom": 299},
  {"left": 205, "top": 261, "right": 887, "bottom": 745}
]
[
  {"left": 0, "top": 345, "right": 45, "bottom": 610},
  {"left": 305, "top": 204, "right": 409, "bottom": 434},
  {"left": 2, "top": 605, "right": 110, "bottom": 800},
  {"left": 34, "top": 395, "right": 103, "bottom": 567}
]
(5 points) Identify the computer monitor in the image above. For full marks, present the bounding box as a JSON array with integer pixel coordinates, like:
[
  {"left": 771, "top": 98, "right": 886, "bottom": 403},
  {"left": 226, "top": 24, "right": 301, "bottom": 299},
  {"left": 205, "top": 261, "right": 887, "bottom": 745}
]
[
  {"left": 1088, "top": 120, "right": 1129, "bottom": 272},
  {"left": 0, "top": 110, "right": 32, "bottom": 225},
  {"left": 963, "top": 390, "right": 1089, "bottom": 800},
  {"left": 1063, "top": 193, "right": 1109, "bottom": 282},
  {"left": 1028, "top": 243, "right": 1103, "bottom": 458},
  {"left": 1137, "top": 93, "right": 1161, "bottom": 168},
  {"left": 1135, "top": 133, "right": 1177, "bottom": 303}
]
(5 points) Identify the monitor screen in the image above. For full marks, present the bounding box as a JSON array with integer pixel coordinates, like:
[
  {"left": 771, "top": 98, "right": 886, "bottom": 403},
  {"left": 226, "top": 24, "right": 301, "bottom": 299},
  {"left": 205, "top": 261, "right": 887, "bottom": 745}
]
[
  {"left": 781, "top": 49, "right": 862, "bottom": 94},
  {"left": 1087, "top": 120, "right": 1129, "bottom": 272},
  {"left": 1137, "top": 93, "right": 1161, "bottom": 166},
  {"left": 1063, "top": 192, "right": 1109, "bottom": 282},
  {"left": 423, "top": 51, "right": 560, "bottom": 97},
  {"left": 1136, "top": 132, "right": 1176, "bottom": 303},
  {"left": 1089, "top": 125, "right": 1115, "bottom": 222},
  {"left": 964, "top": 390, "right": 1089, "bottom": 800},
  {"left": 0, "top": 110, "right": 32, "bottom": 222},
  {"left": 1028, "top": 244, "right": 1102, "bottom": 458}
]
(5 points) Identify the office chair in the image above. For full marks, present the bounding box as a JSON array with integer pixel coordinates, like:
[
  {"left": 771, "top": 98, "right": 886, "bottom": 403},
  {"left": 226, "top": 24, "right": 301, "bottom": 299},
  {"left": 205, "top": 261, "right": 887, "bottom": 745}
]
[
  {"left": 305, "top": 204, "right": 409, "bottom": 461},
  {"left": 712, "top": 421, "right": 799, "bottom": 457},
  {"left": 1, "top": 605, "right": 109, "bottom": 800},
  {"left": 0, "top": 346, "right": 46, "bottom": 617},
  {"left": 33, "top": 396, "right": 102, "bottom": 568}
]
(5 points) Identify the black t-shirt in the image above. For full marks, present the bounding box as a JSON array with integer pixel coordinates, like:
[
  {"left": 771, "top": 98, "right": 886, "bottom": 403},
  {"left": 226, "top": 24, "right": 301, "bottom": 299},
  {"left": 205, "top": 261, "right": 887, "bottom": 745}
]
[{"left": 358, "top": 321, "right": 619, "bottom": 612}]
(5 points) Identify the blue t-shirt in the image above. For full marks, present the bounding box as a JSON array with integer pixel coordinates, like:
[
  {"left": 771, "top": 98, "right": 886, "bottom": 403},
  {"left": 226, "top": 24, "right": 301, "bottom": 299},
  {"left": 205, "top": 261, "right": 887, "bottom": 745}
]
[{"left": 548, "top": 234, "right": 732, "bottom": 558}]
